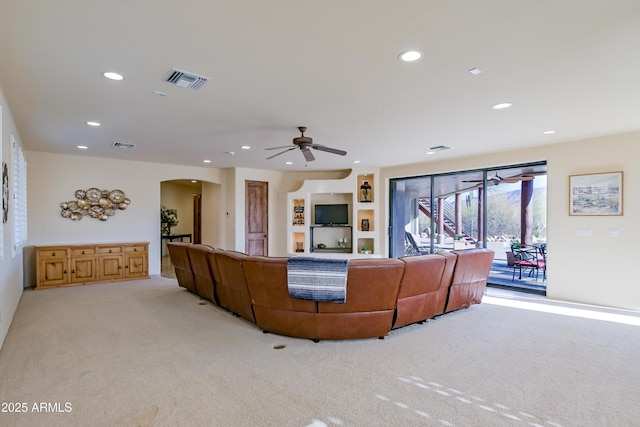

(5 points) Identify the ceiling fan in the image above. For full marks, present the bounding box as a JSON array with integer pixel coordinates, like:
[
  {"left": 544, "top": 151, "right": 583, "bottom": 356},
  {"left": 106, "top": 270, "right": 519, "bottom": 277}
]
[
  {"left": 265, "top": 126, "right": 347, "bottom": 162},
  {"left": 463, "top": 173, "right": 535, "bottom": 186}
]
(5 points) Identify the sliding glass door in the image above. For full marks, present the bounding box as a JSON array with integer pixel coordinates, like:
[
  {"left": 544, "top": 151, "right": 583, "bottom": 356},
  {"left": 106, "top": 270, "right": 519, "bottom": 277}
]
[
  {"left": 390, "top": 162, "right": 547, "bottom": 293},
  {"left": 389, "top": 176, "right": 432, "bottom": 258}
]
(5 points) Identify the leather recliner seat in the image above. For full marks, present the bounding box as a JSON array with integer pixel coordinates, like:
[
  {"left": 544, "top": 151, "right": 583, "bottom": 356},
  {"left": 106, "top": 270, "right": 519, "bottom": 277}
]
[{"left": 167, "top": 242, "right": 495, "bottom": 340}]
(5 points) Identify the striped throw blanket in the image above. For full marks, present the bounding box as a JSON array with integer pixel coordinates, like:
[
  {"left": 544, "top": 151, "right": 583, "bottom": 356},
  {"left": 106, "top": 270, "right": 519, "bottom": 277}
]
[{"left": 287, "top": 257, "right": 349, "bottom": 303}]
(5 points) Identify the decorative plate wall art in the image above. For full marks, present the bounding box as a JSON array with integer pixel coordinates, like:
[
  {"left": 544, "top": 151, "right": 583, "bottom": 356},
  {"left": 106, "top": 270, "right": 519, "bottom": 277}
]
[{"left": 60, "top": 188, "right": 131, "bottom": 221}]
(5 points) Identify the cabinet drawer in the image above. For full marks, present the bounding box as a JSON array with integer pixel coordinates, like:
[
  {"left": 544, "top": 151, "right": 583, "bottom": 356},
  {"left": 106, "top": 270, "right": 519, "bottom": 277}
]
[
  {"left": 71, "top": 247, "right": 96, "bottom": 256},
  {"left": 37, "top": 249, "right": 69, "bottom": 258},
  {"left": 124, "top": 245, "right": 147, "bottom": 254},
  {"left": 98, "top": 246, "right": 122, "bottom": 254}
]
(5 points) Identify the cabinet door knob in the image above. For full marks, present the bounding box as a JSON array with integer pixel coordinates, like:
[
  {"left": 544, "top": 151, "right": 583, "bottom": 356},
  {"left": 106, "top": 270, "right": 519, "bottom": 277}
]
[
  {"left": 82, "top": 250, "right": 85, "bottom": 255},
  {"left": 72, "top": 269, "right": 75, "bottom": 274},
  {"left": 109, "top": 249, "right": 112, "bottom": 253},
  {"left": 134, "top": 248, "right": 137, "bottom": 252},
  {"left": 125, "top": 265, "right": 129, "bottom": 269},
  {"left": 52, "top": 252, "right": 56, "bottom": 256},
  {"left": 63, "top": 270, "right": 67, "bottom": 274}
]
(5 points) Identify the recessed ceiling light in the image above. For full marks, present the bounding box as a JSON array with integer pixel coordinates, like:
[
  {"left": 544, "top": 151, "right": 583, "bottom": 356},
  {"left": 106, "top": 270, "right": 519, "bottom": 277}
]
[
  {"left": 191, "top": 180, "right": 197, "bottom": 183},
  {"left": 492, "top": 102, "right": 512, "bottom": 110},
  {"left": 352, "top": 160, "right": 361, "bottom": 164},
  {"left": 203, "top": 159, "right": 211, "bottom": 163},
  {"left": 241, "top": 146, "right": 251, "bottom": 150},
  {"left": 103, "top": 71, "right": 124, "bottom": 81},
  {"left": 285, "top": 161, "right": 293, "bottom": 165},
  {"left": 469, "top": 68, "right": 483, "bottom": 75},
  {"left": 543, "top": 130, "right": 556, "bottom": 135},
  {"left": 85, "top": 121, "right": 101, "bottom": 127},
  {"left": 77, "top": 145, "right": 88, "bottom": 150},
  {"left": 399, "top": 50, "right": 422, "bottom": 62},
  {"left": 152, "top": 90, "right": 167, "bottom": 96},
  {"left": 226, "top": 151, "right": 235, "bottom": 156},
  {"left": 426, "top": 151, "right": 435, "bottom": 155}
]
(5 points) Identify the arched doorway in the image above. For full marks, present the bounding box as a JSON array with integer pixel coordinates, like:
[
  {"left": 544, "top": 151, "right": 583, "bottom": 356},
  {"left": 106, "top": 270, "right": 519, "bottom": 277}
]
[{"left": 160, "top": 179, "right": 223, "bottom": 278}]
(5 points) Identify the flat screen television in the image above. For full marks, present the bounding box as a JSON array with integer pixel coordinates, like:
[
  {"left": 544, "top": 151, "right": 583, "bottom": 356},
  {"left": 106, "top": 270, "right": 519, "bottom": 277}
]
[{"left": 314, "top": 204, "right": 349, "bottom": 225}]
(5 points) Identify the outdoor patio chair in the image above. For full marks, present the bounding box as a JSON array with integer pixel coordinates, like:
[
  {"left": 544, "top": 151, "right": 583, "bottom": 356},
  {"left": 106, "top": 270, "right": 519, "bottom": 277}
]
[
  {"left": 404, "top": 231, "right": 430, "bottom": 256},
  {"left": 512, "top": 245, "right": 546, "bottom": 280}
]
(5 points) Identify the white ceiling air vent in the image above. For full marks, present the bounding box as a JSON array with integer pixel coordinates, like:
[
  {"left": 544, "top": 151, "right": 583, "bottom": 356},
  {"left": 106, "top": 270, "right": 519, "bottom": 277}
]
[
  {"left": 113, "top": 141, "right": 136, "bottom": 149},
  {"left": 165, "top": 68, "right": 209, "bottom": 89},
  {"left": 429, "top": 145, "right": 452, "bottom": 151}
]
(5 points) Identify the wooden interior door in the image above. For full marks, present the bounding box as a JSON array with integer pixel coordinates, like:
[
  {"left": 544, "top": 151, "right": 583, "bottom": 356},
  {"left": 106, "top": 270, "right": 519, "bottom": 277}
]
[
  {"left": 245, "top": 180, "right": 268, "bottom": 256},
  {"left": 193, "top": 193, "right": 202, "bottom": 244}
]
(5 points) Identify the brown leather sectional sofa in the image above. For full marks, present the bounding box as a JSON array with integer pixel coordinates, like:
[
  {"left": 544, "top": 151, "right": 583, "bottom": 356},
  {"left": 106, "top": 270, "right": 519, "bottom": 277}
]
[{"left": 167, "top": 242, "right": 494, "bottom": 341}]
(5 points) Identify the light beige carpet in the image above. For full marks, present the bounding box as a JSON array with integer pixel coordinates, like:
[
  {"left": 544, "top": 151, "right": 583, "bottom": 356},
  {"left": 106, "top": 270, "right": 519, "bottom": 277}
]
[{"left": 1, "top": 277, "right": 639, "bottom": 427}]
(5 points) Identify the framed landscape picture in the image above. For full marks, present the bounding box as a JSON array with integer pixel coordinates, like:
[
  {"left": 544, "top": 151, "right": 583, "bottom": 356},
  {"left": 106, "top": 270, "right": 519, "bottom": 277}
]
[{"left": 569, "top": 171, "right": 623, "bottom": 216}]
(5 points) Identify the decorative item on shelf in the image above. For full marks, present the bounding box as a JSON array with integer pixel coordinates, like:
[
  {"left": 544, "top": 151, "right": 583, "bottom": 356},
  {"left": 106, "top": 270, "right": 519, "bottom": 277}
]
[
  {"left": 361, "top": 218, "right": 370, "bottom": 231},
  {"left": 60, "top": 188, "right": 130, "bottom": 221},
  {"left": 2, "top": 162, "right": 8, "bottom": 224},
  {"left": 292, "top": 203, "right": 305, "bottom": 225},
  {"left": 295, "top": 241, "right": 304, "bottom": 252},
  {"left": 337, "top": 237, "right": 348, "bottom": 248},
  {"left": 360, "top": 180, "right": 372, "bottom": 202},
  {"left": 161, "top": 205, "right": 179, "bottom": 236},
  {"left": 361, "top": 246, "right": 371, "bottom": 254}
]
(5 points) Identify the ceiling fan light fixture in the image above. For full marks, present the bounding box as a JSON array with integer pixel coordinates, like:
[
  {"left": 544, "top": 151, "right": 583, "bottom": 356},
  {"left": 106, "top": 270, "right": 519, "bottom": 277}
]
[{"left": 266, "top": 126, "right": 346, "bottom": 162}]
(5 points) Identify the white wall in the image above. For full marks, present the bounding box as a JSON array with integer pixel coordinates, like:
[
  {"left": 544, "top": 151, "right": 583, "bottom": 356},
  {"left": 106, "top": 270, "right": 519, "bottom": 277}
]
[
  {"left": 547, "top": 133, "right": 638, "bottom": 309},
  {"left": 201, "top": 181, "right": 223, "bottom": 248},
  {"left": 25, "top": 151, "right": 227, "bottom": 284},
  {"left": 381, "top": 131, "right": 640, "bottom": 310},
  {"left": 232, "top": 168, "right": 350, "bottom": 256},
  {"left": 0, "top": 87, "right": 25, "bottom": 350}
]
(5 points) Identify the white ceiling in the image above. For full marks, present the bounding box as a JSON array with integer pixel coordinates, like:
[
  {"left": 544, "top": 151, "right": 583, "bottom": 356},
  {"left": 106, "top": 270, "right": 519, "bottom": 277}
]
[{"left": 0, "top": 1, "right": 638, "bottom": 171}]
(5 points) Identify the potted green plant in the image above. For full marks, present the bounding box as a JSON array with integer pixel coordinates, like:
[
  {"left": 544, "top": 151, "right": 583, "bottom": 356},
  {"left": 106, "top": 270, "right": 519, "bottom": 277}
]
[
  {"left": 160, "top": 205, "right": 178, "bottom": 236},
  {"left": 506, "top": 240, "right": 521, "bottom": 266},
  {"left": 361, "top": 246, "right": 371, "bottom": 254}
]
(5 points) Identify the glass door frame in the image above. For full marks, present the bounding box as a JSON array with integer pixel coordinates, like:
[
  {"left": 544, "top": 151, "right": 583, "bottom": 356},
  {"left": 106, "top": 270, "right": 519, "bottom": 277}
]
[{"left": 389, "top": 161, "right": 547, "bottom": 291}]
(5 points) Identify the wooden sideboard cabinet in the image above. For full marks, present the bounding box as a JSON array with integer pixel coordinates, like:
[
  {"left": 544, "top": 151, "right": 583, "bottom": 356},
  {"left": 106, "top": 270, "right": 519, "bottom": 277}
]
[{"left": 35, "top": 242, "right": 149, "bottom": 290}]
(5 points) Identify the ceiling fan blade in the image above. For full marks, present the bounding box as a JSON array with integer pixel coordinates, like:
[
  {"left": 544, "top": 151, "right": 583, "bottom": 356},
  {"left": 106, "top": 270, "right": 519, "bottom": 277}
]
[
  {"left": 265, "top": 145, "right": 294, "bottom": 151},
  {"left": 503, "top": 176, "right": 535, "bottom": 183},
  {"left": 301, "top": 147, "right": 315, "bottom": 162},
  {"left": 266, "top": 147, "right": 296, "bottom": 159},
  {"left": 311, "top": 144, "right": 347, "bottom": 156},
  {"left": 462, "top": 179, "right": 483, "bottom": 183}
]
